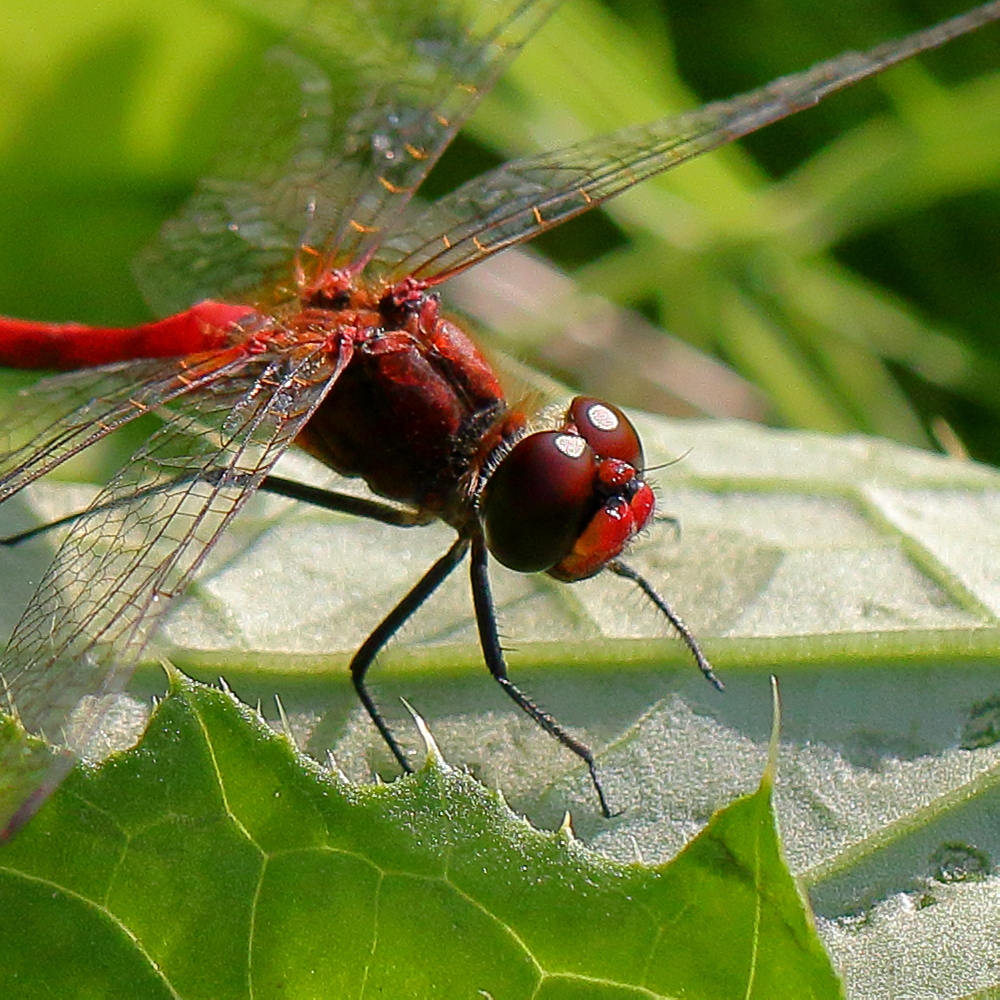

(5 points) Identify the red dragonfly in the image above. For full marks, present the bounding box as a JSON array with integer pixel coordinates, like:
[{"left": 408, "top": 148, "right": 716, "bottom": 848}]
[{"left": 1, "top": 0, "right": 998, "bottom": 834}]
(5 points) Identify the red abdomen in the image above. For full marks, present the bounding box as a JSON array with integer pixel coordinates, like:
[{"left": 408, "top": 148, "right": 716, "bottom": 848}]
[{"left": 0, "top": 302, "right": 254, "bottom": 369}]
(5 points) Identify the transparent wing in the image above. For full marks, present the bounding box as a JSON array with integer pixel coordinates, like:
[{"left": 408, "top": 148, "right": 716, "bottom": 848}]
[
  {"left": 134, "top": 0, "right": 561, "bottom": 315},
  {"left": 0, "top": 349, "right": 258, "bottom": 502},
  {"left": 0, "top": 340, "right": 339, "bottom": 828},
  {"left": 374, "top": 2, "right": 1000, "bottom": 282}
]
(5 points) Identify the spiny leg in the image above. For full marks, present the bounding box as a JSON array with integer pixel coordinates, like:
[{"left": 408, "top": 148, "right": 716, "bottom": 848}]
[
  {"left": 608, "top": 558, "right": 722, "bottom": 691},
  {"left": 0, "top": 470, "right": 422, "bottom": 547},
  {"left": 258, "top": 475, "right": 423, "bottom": 526},
  {"left": 469, "top": 530, "right": 616, "bottom": 818},
  {"left": 350, "top": 535, "right": 470, "bottom": 773}
]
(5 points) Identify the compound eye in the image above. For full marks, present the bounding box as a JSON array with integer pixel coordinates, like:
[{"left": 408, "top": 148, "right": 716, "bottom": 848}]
[
  {"left": 569, "top": 397, "right": 643, "bottom": 470},
  {"left": 482, "top": 431, "right": 597, "bottom": 573}
]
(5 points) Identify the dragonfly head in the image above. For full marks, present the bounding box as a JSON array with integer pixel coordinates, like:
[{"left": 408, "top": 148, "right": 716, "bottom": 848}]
[{"left": 480, "top": 397, "right": 654, "bottom": 580}]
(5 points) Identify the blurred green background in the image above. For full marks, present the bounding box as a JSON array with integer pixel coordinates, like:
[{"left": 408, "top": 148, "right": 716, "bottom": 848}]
[{"left": 0, "top": 0, "right": 997, "bottom": 470}]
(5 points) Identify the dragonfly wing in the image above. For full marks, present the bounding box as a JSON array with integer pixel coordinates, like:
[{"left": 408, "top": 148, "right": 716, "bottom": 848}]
[
  {"left": 134, "top": 0, "right": 561, "bottom": 316},
  {"left": 0, "top": 340, "right": 339, "bottom": 826},
  {"left": 0, "top": 348, "right": 262, "bottom": 502},
  {"left": 376, "top": 3, "right": 1000, "bottom": 283}
]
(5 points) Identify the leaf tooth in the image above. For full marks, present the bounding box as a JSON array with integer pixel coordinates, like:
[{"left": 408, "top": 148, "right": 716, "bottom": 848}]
[
  {"left": 272, "top": 694, "right": 293, "bottom": 742},
  {"left": 400, "top": 697, "right": 451, "bottom": 772},
  {"left": 557, "top": 811, "right": 577, "bottom": 843},
  {"left": 325, "top": 750, "right": 350, "bottom": 784}
]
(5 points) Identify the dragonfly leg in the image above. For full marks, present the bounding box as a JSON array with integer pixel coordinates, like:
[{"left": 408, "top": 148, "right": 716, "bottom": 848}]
[
  {"left": 349, "top": 535, "right": 470, "bottom": 774},
  {"left": 653, "top": 512, "right": 681, "bottom": 542},
  {"left": 1, "top": 506, "right": 100, "bottom": 547},
  {"left": 607, "top": 559, "right": 723, "bottom": 691},
  {"left": 0, "top": 468, "right": 247, "bottom": 546},
  {"left": 0, "top": 467, "right": 424, "bottom": 548},
  {"left": 469, "top": 531, "right": 617, "bottom": 819},
  {"left": 259, "top": 474, "right": 423, "bottom": 527}
]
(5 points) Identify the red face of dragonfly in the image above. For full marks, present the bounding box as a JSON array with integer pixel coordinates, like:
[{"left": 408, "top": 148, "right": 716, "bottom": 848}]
[{"left": 0, "top": 0, "right": 997, "bottom": 834}]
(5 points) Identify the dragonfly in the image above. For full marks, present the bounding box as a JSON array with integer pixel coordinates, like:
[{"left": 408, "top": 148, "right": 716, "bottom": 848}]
[{"left": 0, "top": 0, "right": 998, "bottom": 836}]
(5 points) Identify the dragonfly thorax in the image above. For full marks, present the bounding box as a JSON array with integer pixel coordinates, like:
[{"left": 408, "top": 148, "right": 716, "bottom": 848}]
[{"left": 293, "top": 285, "right": 516, "bottom": 522}]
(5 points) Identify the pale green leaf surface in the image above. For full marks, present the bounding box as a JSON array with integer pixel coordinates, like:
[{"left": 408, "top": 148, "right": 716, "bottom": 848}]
[
  {"left": 4, "top": 415, "right": 1000, "bottom": 997},
  {"left": 158, "top": 413, "right": 1000, "bottom": 664}
]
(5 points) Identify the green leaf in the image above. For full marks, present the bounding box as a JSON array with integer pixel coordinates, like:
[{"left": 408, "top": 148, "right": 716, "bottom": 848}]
[
  {"left": 146, "top": 411, "right": 1000, "bottom": 674},
  {"left": 0, "top": 674, "right": 838, "bottom": 998}
]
